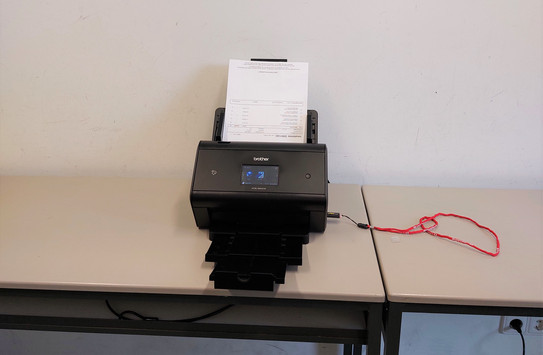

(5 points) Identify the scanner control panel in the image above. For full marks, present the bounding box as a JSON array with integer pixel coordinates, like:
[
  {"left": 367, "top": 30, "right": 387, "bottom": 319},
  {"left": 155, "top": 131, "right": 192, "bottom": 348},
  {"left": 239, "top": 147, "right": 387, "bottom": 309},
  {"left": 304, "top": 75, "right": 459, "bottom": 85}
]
[{"left": 192, "top": 141, "right": 326, "bottom": 195}]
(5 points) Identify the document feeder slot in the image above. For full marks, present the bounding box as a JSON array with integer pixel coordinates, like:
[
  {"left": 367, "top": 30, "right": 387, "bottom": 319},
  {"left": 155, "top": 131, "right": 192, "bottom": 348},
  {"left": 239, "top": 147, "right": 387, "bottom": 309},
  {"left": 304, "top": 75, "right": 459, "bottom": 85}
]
[{"left": 212, "top": 107, "right": 319, "bottom": 144}]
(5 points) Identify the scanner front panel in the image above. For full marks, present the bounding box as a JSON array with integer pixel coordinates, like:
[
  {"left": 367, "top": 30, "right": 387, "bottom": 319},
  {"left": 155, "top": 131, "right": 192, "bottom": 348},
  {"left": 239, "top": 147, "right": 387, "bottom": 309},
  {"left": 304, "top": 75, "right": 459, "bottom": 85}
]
[
  {"left": 189, "top": 141, "right": 328, "bottom": 290},
  {"left": 192, "top": 147, "right": 326, "bottom": 195}
]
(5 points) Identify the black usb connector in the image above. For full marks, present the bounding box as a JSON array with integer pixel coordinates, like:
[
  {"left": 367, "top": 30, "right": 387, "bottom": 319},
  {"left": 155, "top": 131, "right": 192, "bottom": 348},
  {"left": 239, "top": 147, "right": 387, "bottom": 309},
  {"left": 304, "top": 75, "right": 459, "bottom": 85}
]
[{"left": 327, "top": 212, "right": 370, "bottom": 229}]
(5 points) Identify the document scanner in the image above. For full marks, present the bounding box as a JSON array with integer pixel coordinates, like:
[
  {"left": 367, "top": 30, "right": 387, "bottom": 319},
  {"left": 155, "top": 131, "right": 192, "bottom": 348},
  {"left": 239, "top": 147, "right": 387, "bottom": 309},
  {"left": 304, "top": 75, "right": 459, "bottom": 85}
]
[{"left": 190, "top": 108, "right": 327, "bottom": 291}]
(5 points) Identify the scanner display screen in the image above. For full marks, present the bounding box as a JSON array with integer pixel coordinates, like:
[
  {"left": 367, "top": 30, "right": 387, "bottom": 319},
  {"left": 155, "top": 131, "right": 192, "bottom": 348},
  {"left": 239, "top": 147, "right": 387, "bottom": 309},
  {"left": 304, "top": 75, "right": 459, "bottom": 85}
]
[{"left": 241, "top": 165, "right": 279, "bottom": 185}]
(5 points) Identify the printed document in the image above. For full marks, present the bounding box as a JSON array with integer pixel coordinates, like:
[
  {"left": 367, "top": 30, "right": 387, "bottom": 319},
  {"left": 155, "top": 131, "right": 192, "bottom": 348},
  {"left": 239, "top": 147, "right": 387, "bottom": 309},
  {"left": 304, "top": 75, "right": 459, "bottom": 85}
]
[{"left": 222, "top": 59, "right": 308, "bottom": 143}]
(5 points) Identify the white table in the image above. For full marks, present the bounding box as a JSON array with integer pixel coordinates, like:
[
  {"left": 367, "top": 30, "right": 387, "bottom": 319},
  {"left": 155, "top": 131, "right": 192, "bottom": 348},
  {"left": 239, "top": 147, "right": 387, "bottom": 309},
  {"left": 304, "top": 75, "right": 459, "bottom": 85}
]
[
  {"left": 0, "top": 176, "right": 385, "bottom": 354},
  {"left": 362, "top": 185, "right": 543, "bottom": 355}
]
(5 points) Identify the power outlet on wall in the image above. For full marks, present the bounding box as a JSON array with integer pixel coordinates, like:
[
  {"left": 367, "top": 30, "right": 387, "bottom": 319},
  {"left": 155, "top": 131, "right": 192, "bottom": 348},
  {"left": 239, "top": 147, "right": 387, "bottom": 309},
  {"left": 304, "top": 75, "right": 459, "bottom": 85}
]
[
  {"left": 527, "top": 318, "right": 543, "bottom": 335},
  {"left": 499, "top": 316, "right": 528, "bottom": 334},
  {"left": 500, "top": 316, "right": 543, "bottom": 336}
]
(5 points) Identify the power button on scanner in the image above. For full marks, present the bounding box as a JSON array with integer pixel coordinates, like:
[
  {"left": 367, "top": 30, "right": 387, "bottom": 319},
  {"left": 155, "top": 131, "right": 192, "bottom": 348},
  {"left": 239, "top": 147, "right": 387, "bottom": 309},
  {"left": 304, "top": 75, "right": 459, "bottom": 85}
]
[{"left": 305, "top": 173, "right": 311, "bottom": 179}]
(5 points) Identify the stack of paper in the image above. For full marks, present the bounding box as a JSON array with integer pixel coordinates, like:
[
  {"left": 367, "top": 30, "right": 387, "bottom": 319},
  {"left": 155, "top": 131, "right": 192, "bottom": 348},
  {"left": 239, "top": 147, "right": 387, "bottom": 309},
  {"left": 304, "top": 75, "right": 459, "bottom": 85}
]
[{"left": 222, "top": 59, "right": 309, "bottom": 143}]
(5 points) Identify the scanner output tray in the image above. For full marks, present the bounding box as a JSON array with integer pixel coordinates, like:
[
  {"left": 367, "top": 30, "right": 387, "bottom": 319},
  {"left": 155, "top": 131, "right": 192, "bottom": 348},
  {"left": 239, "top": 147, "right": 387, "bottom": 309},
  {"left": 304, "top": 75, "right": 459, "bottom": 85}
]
[{"left": 206, "top": 233, "right": 306, "bottom": 291}]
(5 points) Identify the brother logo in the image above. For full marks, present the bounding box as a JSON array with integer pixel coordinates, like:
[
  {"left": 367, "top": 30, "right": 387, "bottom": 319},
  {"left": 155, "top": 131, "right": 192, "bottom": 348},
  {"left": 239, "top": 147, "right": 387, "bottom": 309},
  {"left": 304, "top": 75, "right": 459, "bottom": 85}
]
[{"left": 253, "top": 157, "right": 269, "bottom": 161}]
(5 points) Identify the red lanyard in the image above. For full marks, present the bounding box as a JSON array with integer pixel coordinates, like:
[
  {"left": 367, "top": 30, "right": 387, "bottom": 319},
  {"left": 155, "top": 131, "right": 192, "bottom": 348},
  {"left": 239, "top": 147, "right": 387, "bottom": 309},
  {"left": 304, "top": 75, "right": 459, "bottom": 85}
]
[{"left": 356, "top": 213, "right": 500, "bottom": 257}]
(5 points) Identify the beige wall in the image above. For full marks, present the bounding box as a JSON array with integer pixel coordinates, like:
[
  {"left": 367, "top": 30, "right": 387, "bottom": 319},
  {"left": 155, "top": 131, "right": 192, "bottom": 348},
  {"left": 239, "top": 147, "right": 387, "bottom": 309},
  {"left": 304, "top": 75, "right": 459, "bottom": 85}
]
[{"left": 1, "top": 0, "right": 541, "bottom": 188}]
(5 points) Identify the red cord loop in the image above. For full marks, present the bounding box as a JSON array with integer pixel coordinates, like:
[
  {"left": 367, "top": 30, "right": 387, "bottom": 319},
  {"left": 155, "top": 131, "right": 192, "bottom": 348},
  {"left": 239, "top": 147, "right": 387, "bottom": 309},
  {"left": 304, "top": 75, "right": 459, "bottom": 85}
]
[{"left": 372, "top": 213, "right": 500, "bottom": 257}]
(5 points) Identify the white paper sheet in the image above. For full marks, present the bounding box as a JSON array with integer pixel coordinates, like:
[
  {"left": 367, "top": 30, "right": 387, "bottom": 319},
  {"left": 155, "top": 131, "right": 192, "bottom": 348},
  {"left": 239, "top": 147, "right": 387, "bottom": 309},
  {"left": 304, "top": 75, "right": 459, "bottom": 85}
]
[{"left": 222, "top": 59, "right": 308, "bottom": 143}]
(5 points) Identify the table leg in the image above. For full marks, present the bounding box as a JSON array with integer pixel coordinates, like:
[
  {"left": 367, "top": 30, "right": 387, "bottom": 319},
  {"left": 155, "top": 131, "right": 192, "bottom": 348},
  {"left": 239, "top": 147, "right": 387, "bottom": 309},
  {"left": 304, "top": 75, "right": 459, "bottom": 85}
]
[
  {"left": 383, "top": 302, "right": 402, "bottom": 355},
  {"left": 366, "top": 303, "right": 383, "bottom": 355}
]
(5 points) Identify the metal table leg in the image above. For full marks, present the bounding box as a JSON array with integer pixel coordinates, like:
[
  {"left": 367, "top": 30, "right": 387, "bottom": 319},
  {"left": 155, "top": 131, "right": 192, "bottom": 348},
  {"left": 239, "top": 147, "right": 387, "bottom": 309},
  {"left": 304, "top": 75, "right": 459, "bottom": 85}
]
[{"left": 383, "top": 302, "right": 403, "bottom": 355}]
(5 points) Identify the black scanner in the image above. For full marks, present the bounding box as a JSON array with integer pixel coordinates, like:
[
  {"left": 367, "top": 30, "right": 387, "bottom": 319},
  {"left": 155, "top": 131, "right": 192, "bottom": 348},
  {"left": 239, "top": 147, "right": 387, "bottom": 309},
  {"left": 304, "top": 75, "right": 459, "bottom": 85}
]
[{"left": 190, "top": 109, "right": 327, "bottom": 291}]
